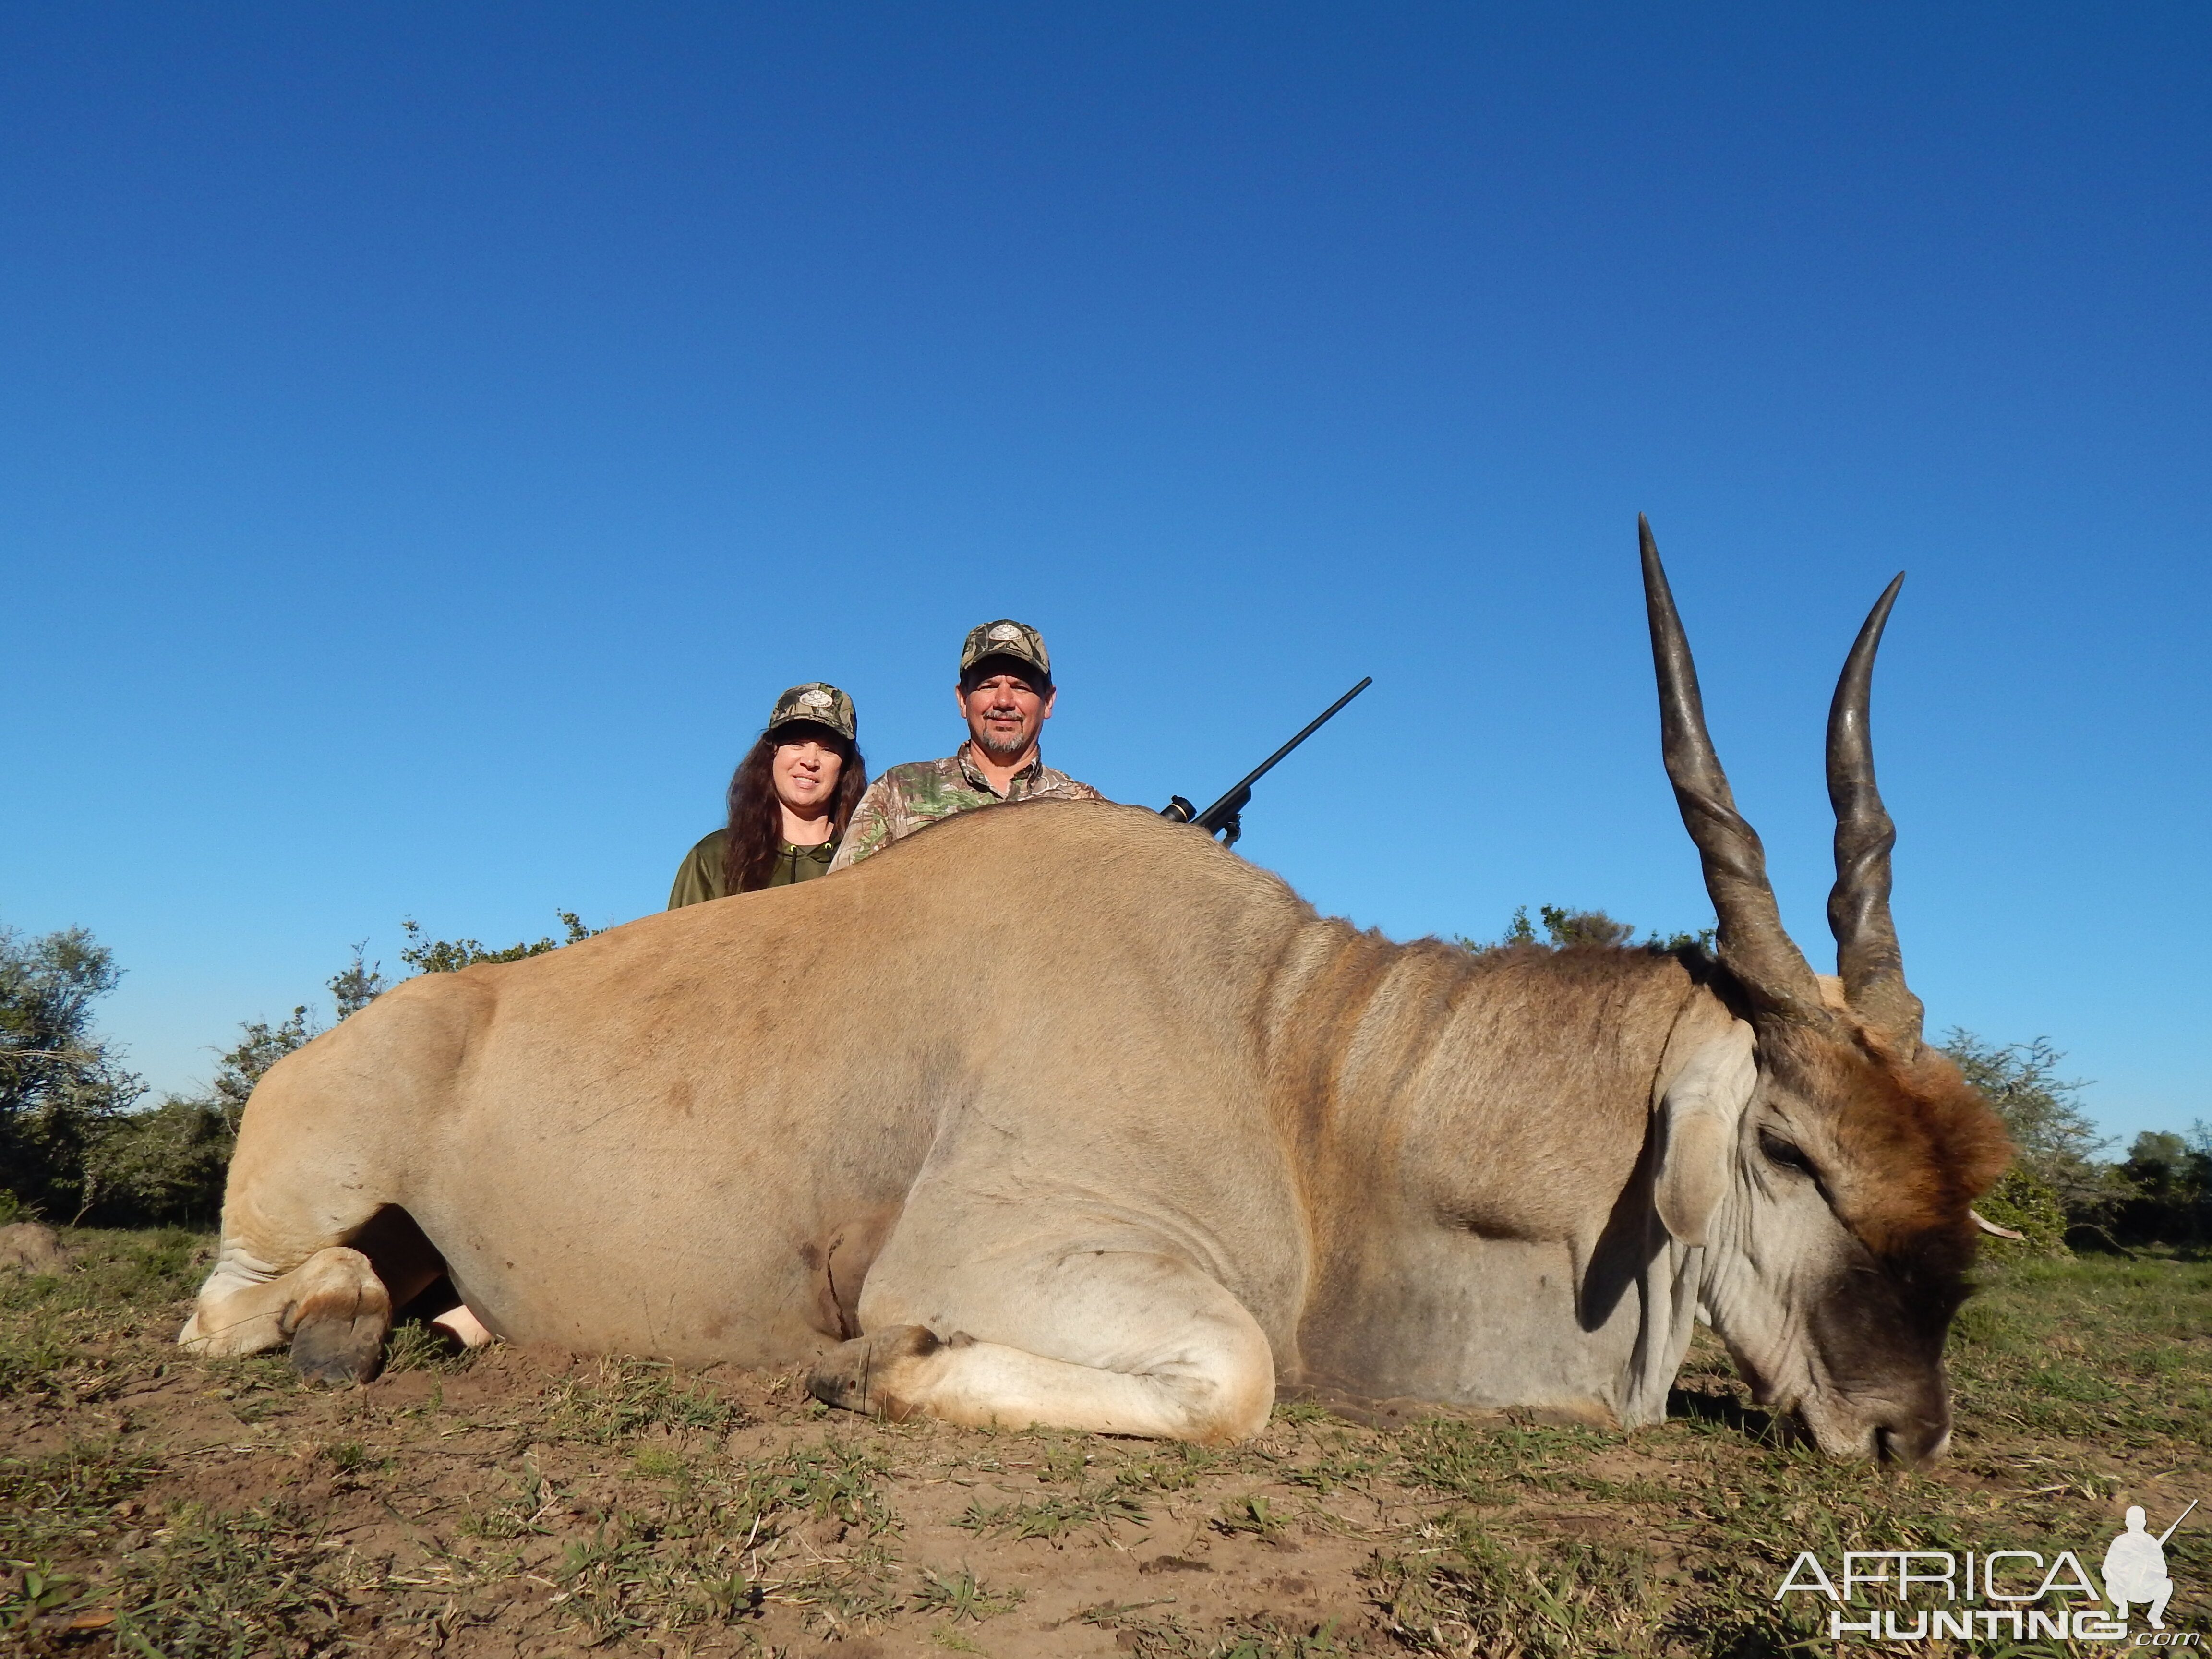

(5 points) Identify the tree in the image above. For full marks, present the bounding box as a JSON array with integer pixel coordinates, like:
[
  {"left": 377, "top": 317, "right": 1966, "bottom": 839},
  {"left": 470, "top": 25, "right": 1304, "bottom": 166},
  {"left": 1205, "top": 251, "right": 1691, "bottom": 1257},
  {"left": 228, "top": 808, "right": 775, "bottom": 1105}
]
[
  {"left": 2113, "top": 1125, "right": 2212, "bottom": 1247},
  {"left": 328, "top": 942, "right": 392, "bottom": 1020},
  {"left": 1938, "top": 1032, "right": 2111, "bottom": 1206},
  {"left": 1463, "top": 904, "right": 1713, "bottom": 956},
  {"left": 1536, "top": 905, "right": 1636, "bottom": 949},
  {"left": 0, "top": 923, "right": 143, "bottom": 1220},
  {"left": 398, "top": 912, "right": 597, "bottom": 974},
  {"left": 1936, "top": 1030, "right": 2124, "bottom": 1253}
]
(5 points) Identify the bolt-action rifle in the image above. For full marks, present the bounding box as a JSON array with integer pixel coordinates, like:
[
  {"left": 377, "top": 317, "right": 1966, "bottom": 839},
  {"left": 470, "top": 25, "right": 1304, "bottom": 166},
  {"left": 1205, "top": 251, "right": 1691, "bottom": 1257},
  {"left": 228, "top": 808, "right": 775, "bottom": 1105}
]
[{"left": 1160, "top": 676, "right": 1371, "bottom": 849}]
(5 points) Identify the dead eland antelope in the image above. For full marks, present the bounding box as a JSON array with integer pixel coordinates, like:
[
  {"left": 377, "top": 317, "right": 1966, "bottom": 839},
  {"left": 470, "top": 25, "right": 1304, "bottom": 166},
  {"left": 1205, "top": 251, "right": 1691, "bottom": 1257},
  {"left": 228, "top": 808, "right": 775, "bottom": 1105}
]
[{"left": 182, "top": 521, "right": 2009, "bottom": 1462}]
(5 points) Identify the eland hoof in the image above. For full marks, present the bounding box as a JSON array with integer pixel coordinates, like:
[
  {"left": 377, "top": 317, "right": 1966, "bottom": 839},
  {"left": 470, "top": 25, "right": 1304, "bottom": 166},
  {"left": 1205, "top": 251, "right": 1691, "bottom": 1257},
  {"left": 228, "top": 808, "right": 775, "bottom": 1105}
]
[
  {"left": 807, "top": 1324, "right": 957, "bottom": 1420},
  {"left": 288, "top": 1288, "right": 390, "bottom": 1386},
  {"left": 290, "top": 1318, "right": 385, "bottom": 1384}
]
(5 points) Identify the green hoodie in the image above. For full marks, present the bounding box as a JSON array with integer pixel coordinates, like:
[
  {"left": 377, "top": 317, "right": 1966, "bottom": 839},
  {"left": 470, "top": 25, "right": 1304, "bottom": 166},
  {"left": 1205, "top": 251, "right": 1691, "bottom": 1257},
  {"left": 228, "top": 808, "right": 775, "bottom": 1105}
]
[{"left": 666, "top": 829, "right": 838, "bottom": 908}]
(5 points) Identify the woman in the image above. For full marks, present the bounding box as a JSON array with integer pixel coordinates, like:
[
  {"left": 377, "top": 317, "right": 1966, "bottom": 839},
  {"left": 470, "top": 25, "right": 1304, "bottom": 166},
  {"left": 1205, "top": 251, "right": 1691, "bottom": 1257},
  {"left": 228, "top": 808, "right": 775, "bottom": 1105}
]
[{"left": 667, "top": 683, "right": 867, "bottom": 907}]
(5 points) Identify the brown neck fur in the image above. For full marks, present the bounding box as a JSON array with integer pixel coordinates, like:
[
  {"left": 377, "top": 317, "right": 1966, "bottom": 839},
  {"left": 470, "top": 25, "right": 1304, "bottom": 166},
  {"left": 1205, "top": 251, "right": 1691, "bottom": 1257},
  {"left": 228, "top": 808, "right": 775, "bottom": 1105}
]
[{"left": 1260, "top": 930, "right": 1722, "bottom": 1262}]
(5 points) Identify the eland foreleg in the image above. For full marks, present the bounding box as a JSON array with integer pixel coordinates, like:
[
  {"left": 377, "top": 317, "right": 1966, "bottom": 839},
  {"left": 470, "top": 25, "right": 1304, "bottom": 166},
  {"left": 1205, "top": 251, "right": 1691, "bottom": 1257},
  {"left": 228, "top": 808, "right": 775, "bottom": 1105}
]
[{"left": 807, "top": 1240, "right": 1275, "bottom": 1444}]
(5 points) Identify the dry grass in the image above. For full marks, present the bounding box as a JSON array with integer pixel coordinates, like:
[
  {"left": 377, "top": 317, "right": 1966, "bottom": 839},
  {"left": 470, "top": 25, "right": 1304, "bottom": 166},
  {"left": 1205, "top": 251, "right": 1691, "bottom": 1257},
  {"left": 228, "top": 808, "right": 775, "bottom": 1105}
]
[{"left": 1, "top": 1232, "right": 2206, "bottom": 1656}]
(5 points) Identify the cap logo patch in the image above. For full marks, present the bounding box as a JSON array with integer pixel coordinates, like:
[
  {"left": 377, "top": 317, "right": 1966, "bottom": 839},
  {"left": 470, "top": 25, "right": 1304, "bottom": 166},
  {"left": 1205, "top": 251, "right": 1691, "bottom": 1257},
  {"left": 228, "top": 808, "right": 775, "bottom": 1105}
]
[
  {"left": 799, "top": 690, "right": 831, "bottom": 707},
  {"left": 988, "top": 623, "right": 1023, "bottom": 642}
]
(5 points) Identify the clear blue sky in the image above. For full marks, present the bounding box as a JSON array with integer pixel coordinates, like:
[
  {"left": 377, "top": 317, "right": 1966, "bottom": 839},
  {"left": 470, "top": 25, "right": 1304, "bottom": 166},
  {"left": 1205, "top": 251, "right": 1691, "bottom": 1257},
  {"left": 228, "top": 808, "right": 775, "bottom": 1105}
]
[{"left": 3, "top": 5, "right": 2205, "bottom": 1147}]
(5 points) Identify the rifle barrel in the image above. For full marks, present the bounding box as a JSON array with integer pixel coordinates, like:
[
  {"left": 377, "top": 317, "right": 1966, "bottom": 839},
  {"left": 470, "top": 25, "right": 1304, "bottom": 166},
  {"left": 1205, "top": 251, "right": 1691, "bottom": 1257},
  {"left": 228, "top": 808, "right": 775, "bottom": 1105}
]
[
  {"left": 1191, "top": 676, "right": 1371, "bottom": 829},
  {"left": 2157, "top": 1499, "right": 2198, "bottom": 1545}
]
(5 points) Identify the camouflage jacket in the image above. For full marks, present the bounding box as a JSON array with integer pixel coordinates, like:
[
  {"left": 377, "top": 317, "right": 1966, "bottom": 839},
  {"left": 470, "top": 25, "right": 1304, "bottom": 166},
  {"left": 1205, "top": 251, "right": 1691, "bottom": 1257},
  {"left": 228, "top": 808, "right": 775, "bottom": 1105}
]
[{"left": 828, "top": 743, "right": 1104, "bottom": 871}]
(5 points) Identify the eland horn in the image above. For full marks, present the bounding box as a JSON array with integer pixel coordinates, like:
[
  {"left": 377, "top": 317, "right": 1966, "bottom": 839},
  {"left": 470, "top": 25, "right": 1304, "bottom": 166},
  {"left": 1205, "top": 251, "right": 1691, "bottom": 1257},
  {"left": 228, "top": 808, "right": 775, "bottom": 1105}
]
[
  {"left": 1825, "top": 573, "right": 1926, "bottom": 1054},
  {"left": 1640, "top": 516, "right": 1826, "bottom": 1023}
]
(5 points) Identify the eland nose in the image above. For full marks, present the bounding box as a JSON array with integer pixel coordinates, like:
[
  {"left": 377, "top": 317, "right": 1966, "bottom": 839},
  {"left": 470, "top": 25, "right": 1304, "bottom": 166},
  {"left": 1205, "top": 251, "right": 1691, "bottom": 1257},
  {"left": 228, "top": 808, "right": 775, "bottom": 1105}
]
[{"left": 1874, "top": 1415, "right": 1950, "bottom": 1467}]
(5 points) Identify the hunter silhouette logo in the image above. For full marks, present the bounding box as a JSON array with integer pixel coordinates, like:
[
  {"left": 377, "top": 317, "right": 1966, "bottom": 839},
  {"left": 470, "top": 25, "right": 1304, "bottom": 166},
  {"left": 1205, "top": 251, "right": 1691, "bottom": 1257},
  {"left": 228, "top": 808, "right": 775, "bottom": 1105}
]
[
  {"left": 2106, "top": 1502, "right": 2194, "bottom": 1631},
  {"left": 1771, "top": 1499, "right": 2198, "bottom": 1644}
]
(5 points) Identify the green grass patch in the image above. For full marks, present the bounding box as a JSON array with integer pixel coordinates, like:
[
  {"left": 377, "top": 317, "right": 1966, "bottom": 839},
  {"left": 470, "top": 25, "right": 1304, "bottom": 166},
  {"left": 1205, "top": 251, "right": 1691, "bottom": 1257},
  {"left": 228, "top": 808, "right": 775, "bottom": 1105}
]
[
  {"left": 912, "top": 1564, "right": 1023, "bottom": 1621},
  {"left": 2, "top": 1228, "right": 2206, "bottom": 1655},
  {"left": 959, "top": 1481, "right": 1151, "bottom": 1544},
  {"left": 538, "top": 1355, "right": 753, "bottom": 1444}
]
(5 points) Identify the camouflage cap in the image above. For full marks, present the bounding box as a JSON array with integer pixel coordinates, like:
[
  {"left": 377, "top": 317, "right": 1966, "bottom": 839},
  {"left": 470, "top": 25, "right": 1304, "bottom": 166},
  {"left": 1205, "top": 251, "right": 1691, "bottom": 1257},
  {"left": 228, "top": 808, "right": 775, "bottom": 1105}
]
[
  {"left": 765, "top": 682, "right": 857, "bottom": 741},
  {"left": 959, "top": 619, "right": 1052, "bottom": 683}
]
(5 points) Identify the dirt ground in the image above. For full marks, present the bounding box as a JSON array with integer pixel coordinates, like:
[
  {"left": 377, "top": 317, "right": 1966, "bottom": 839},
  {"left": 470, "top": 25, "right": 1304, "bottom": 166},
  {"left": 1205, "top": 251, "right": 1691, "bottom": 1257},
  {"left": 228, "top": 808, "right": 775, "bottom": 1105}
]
[{"left": 3, "top": 1230, "right": 2209, "bottom": 1657}]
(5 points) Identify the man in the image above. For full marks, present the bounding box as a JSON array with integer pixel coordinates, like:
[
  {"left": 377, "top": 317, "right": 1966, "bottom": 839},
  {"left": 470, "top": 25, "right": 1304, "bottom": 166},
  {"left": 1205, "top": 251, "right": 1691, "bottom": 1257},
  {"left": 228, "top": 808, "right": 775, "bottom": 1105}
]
[{"left": 829, "top": 619, "right": 1103, "bottom": 871}]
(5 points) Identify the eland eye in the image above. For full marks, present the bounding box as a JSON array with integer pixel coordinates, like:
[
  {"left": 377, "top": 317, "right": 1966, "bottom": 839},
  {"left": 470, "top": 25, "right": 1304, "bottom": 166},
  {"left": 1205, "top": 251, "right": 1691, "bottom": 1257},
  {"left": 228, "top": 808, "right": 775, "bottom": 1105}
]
[{"left": 1759, "top": 1129, "right": 1817, "bottom": 1178}]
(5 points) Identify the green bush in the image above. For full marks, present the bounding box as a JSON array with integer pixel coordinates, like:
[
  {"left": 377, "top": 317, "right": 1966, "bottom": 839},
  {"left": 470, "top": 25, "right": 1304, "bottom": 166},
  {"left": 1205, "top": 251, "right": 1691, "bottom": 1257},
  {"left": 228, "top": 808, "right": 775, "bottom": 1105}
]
[
  {"left": 398, "top": 912, "right": 597, "bottom": 974},
  {"left": 81, "top": 1096, "right": 237, "bottom": 1225},
  {"left": 1968, "top": 1164, "right": 2070, "bottom": 1256},
  {"left": 1940, "top": 1029, "right": 2119, "bottom": 1220},
  {"left": 78, "top": 1003, "right": 319, "bottom": 1226},
  {"left": 1460, "top": 903, "right": 1714, "bottom": 956},
  {"left": 2114, "top": 1127, "right": 2212, "bottom": 1247}
]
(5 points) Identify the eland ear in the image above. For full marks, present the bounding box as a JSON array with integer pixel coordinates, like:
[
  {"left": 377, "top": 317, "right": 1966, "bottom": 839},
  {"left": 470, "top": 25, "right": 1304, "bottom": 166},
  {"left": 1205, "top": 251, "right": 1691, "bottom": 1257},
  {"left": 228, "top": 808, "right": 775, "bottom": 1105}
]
[{"left": 1654, "top": 1022, "right": 1758, "bottom": 1247}]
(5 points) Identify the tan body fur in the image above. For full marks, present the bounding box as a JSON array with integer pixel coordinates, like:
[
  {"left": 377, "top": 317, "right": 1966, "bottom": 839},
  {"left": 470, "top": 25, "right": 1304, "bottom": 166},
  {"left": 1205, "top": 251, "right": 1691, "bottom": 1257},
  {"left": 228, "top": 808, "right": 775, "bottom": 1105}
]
[{"left": 186, "top": 802, "right": 1748, "bottom": 1442}]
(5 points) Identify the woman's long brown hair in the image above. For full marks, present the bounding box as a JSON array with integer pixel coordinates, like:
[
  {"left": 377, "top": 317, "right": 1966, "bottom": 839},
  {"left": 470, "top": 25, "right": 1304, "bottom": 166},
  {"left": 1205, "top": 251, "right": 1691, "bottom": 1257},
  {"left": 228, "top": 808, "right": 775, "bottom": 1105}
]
[{"left": 721, "top": 724, "right": 868, "bottom": 895}]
